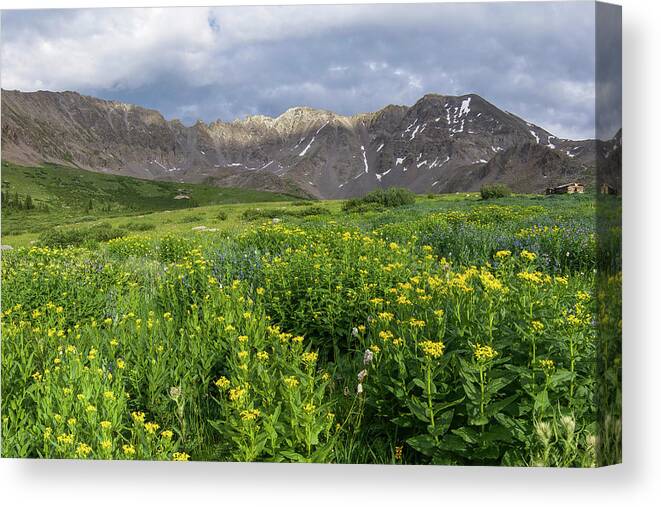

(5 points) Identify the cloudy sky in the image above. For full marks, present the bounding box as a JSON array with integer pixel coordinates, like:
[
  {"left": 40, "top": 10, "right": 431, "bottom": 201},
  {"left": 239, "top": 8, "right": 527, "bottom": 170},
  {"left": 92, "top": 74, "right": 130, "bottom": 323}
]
[{"left": 1, "top": 2, "right": 610, "bottom": 139}]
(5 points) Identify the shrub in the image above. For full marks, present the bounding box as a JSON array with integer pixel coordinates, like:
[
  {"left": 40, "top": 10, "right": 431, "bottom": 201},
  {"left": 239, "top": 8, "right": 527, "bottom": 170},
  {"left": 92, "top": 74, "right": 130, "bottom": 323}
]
[
  {"left": 343, "top": 187, "right": 416, "bottom": 212},
  {"left": 37, "top": 223, "right": 126, "bottom": 248},
  {"left": 124, "top": 222, "right": 156, "bottom": 231},
  {"left": 480, "top": 183, "right": 512, "bottom": 200},
  {"left": 216, "top": 210, "right": 228, "bottom": 221},
  {"left": 178, "top": 214, "right": 204, "bottom": 223},
  {"left": 290, "top": 206, "right": 331, "bottom": 218},
  {"left": 241, "top": 208, "right": 284, "bottom": 221}
]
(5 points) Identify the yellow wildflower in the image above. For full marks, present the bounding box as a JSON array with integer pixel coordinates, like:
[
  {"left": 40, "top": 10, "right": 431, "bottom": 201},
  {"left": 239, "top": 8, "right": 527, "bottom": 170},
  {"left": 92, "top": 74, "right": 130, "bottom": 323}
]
[
  {"left": 76, "top": 443, "right": 93, "bottom": 458},
  {"left": 240, "top": 408, "right": 260, "bottom": 421},
  {"left": 131, "top": 411, "right": 146, "bottom": 424},
  {"left": 257, "top": 351, "right": 269, "bottom": 362},
  {"left": 215, "top": 376, "right": 230, "bottom": 390},
  {"left": 520, "top": 250, "right": 537, "bottom": 262},
  {"left": 302, "top": 351, "right": 318, "bottom": 364},
  {"left": 531, "top": 321, "right": 545, "bottom": 333},
  {"left": 303, "top": 403, "right": 316, "bottom": 414},
  {"left": 56, "top": 433, "right": 74, "bottom": 445},
  {"left": 473, "top": 344, "right": 498, "bottom": 362},
  {"left": 378, "top": 312, "right": 394, "bottom": 322},
  {"left": 539, "top": 359, "right": 555, "bottom": 370},
  {"left": 420, "top": 340, "right": 445, "bottom": 359},
  {"left": 144, "top": 422, "right": 160, "bottom": 434},
  {"left": 229, "top": 387, "right": 246, "bottom": 402}
]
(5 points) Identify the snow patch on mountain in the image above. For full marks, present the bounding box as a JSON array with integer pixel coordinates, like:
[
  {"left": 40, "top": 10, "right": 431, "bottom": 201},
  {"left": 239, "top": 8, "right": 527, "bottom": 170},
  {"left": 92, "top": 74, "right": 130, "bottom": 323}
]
[
  {"left": 459, "top": 97, "right": 471, "bottom": 117},
  {"left": 299, "top": 137, "right": 315, "bottom": 156},
  {"left": 360, "top": 145, "right": 369, "bottom": 173},
  {"left": 530, "top": 130, "right": 540, "bottom": 144}
]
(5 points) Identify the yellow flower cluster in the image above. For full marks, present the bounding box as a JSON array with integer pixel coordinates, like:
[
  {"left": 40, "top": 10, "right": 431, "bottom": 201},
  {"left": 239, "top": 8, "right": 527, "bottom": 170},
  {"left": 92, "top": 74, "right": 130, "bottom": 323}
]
[
  {"left": 131, "top": 411, "right": 146, "bottom": 424},
  {"left": 284, "top": 376, "right": 300, "bottom": 389},
  {"left": 75, "top": 443, "right": 92, "bottom": 458},
  {"left": 215, "top": 376, "right": 230, "bottom": 390},
  {"left": 531, "top": 320, "right": 545, "bottom": 333},
  {"left": 303, "top": 403, "right": 316, "bottom": 414},
  {"left": 229, "top": 387, "right": 246, "bottom": 402},
  {"left": 240, "top": 408, "right": 260, "bottom": 421},
  {"left": 419, "top": 340, "right": 445, "bottom": 359},
  {"left": 473, "top": 344, "right": 498, "bottom": 362},
  {"left": 302, "top": 351, "right": 318, "bottom": 364},
  {"left": 520, "top": 250, "right": 537, "bottom": 262},
  {"left": 256, "top": 351, "right": 269, "bottom": 362},
  {"left": 539, "top": 359, "right": 555, "bottom": 370},
  {"left": 479, "top": 271, "right": 505, "bottom": 292},
  {"left": 144, "top": 422, "right": 160, "bottom": 434},
  {"left": 517, "top": 271, "right": 544, "bottom": 284}
]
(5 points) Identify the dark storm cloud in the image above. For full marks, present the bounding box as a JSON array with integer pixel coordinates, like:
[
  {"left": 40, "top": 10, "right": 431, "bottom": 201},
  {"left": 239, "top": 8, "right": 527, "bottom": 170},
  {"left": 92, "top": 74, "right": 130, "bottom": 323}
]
[{"left": 1, "top": 2, "right": 606, "bottom": 139}]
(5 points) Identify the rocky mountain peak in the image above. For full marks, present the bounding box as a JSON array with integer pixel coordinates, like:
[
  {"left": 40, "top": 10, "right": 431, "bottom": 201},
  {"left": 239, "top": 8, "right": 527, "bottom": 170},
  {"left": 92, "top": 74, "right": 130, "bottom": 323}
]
[{"left": 1, "top": 89, "right": 602, "bottom": 199}]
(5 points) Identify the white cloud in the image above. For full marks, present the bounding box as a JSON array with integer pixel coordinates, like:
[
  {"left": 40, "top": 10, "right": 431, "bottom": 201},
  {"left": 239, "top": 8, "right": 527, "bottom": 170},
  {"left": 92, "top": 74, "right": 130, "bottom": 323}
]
[{"left": 0, "top": 3, "right": 603, "bottom": 139}]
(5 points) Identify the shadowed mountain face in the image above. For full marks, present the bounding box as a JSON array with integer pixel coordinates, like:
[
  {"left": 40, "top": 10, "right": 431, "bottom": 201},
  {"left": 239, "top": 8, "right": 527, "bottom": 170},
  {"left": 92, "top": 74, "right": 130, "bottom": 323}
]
[{"left": 1, "top": 89, "right": 602, "bottom": 198}]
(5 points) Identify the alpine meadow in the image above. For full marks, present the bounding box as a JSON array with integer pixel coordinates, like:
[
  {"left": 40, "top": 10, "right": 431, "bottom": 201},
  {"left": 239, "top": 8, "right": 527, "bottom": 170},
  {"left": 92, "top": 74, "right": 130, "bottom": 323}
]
[{"left": 0, "top": 2, "right": 621, "bottom": 467}]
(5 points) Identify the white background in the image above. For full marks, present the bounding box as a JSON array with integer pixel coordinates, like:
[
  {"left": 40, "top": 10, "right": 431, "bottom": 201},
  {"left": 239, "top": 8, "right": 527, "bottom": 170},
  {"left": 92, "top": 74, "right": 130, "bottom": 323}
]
[{"left": 0, "top": 0, "right": 658, "bottom": 506}]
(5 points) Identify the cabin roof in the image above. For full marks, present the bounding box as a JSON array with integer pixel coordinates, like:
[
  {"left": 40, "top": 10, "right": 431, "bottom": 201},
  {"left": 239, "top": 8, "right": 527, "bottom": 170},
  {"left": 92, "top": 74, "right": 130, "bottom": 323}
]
[{"left": 553, "top": 182, "right": 583, "bottom": 189}]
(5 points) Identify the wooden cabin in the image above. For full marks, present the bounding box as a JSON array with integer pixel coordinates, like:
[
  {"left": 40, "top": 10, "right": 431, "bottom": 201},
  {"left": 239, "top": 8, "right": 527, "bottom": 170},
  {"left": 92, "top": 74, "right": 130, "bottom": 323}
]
[
  {"left": 600, "top": 183, "right": 618, "bottom": 195},
  {"left": 545, "top": 182, "right": 585, "bottom": 195}
]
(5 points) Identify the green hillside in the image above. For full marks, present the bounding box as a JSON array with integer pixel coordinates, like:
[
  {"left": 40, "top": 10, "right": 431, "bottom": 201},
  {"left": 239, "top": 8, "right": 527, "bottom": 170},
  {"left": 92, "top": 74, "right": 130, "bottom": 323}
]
[{"left": 0, "top": 162, "right": 302, "bottom": 237}]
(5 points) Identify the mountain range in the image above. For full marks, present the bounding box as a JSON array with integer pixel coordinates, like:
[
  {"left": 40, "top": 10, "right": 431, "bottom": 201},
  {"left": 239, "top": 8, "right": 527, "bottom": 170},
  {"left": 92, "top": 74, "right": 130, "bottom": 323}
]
[{"left": 1, "top": 89, "right": 619, "bottom": 198}]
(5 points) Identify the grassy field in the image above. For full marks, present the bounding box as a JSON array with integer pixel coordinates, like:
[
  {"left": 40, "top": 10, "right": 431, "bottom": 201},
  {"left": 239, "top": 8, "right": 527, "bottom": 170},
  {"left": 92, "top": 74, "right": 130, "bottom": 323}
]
[
  {"left": 1, "top": 162, "right": 300, "bottom": 241},
  {"left": 0, "top": 166, "right": 621, "bottom": 466}
]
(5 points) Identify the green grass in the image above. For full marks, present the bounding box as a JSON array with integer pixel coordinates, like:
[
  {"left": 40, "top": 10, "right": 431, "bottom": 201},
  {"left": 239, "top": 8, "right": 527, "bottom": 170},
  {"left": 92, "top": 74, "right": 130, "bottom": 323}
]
[
  {"left": 0, "top": 161, "right": 303, "bottom": 239},
  {"left": 1, "top": 167, "right": 597, "bottom": 250}
]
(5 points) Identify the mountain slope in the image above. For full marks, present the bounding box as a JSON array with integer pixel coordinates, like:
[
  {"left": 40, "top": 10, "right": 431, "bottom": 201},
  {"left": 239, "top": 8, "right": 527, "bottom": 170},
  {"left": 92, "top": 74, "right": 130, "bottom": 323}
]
[{"left": 1, "top": 89, "right": 599, "bottom": 198}]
